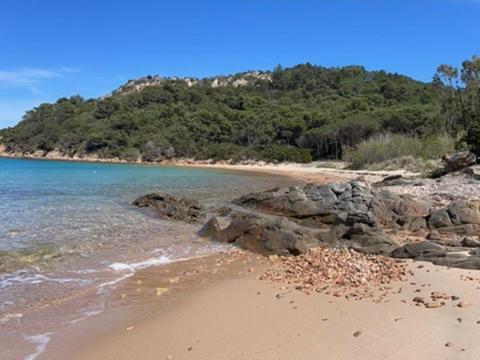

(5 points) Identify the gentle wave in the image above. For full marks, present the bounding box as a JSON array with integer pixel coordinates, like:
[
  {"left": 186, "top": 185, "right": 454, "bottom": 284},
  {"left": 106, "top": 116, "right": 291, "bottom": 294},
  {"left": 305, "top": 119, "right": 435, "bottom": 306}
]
[
  {"left": 0, "top": 271, "right": 91, "bottom": 290},
  {"left": 23, "top": 333, "right": 53, "bottom": 360}
]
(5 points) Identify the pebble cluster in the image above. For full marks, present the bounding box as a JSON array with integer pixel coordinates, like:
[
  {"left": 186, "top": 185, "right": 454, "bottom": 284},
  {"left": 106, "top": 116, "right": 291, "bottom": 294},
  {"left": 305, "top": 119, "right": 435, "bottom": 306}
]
[{"left": 260, "top": 247, "right": 410, "bottom": 300}]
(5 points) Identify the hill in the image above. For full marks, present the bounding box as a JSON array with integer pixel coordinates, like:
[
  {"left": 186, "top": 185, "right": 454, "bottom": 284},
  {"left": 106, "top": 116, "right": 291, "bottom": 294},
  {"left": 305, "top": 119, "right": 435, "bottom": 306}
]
[{"left": 0, "top": 64, "right": 439, "bottom": 163}]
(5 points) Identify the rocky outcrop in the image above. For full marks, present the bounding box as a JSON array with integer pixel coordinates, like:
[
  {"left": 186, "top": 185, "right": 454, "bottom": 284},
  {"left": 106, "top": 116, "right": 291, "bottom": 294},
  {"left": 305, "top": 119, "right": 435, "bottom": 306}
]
[
  {"left": 133, "top": 193, "right": 204, "bottom": 223},
  {"left": 428, "top": 200, "right": 480, "bottom": 242},
  {"left": 443, "top": 151, "right": 477, "bottom": 173},
  {"left": 201, "top": 181, "right": 428, "bottom": 256},
  {"left": 234, "top": 181, "right": 430, "bottom": 232},
  {"left": 198, "top": 213, "right": 397, "bottom": 256},
  {"left": 198, "top": 180, "right": 480, "bottom": 269},
  {"left": 431, "top": 151, "right": 476, "bottom": 178}
]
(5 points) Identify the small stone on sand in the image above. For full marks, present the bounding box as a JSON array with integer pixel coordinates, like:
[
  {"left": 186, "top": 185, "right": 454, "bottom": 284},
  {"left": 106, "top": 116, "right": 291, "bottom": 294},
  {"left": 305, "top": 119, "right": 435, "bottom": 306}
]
[{"left": 155, "top": 287, "right": 169, "bottom": 296}]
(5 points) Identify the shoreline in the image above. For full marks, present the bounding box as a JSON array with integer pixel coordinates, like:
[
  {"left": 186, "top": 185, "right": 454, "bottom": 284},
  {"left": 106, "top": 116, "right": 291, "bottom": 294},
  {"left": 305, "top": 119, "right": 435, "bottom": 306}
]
[
  {"left": 6, "top": 149, "right": 477, "bottom": 359},
  {"left": 0, "top": 149, "right": 417, "bottom": 184},
  {"left": 40, "top": 252, "right": 480, "bottom": 360}
]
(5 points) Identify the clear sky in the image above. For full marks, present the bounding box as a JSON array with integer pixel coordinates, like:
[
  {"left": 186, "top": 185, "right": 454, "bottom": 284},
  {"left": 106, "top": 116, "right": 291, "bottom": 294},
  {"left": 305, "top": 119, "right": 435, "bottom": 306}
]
[{"left": 0, "top": 0, "right": 479, "bottom": 128}]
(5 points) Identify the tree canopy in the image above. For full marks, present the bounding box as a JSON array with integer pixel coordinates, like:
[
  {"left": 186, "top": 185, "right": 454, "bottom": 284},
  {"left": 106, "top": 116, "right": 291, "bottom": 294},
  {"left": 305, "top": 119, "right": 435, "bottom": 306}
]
[{"left": 0, "top": 63, "right": 442, "bottom": 163}]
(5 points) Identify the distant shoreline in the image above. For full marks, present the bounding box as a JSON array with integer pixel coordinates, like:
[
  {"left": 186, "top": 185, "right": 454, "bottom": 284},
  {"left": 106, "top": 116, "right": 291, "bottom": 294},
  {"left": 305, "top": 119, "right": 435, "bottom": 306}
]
[{"left": 0, "top": 147, "right": 415, "bottom": 184}]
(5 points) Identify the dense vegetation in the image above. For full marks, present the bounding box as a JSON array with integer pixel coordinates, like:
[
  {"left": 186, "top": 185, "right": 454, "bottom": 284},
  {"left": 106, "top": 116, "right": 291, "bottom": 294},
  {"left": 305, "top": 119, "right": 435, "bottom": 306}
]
[
  {"left": 0, "top": 62, "right": 464, "bottom": 163},
  {"left": 343, "top": 133, "right": 455, "bottom": 170}
]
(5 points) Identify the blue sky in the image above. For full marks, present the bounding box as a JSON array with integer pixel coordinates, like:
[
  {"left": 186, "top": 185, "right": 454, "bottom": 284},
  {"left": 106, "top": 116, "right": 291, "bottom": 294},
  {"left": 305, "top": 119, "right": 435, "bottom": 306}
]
[{"left": 0, "top": 0, "right": 479, "bottom": 128}]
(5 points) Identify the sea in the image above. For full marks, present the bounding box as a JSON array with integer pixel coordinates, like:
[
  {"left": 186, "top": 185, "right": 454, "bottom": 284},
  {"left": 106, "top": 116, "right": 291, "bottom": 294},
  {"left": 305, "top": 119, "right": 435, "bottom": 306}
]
[{"left": 0, "top": 157, "right": 296, "bottom": 360}]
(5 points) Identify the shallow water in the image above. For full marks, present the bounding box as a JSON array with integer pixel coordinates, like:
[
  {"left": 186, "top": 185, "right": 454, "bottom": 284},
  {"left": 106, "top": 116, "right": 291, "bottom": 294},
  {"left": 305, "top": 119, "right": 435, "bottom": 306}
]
[{"left": 0, "top": 158, "right": 297, "bottom": 360}]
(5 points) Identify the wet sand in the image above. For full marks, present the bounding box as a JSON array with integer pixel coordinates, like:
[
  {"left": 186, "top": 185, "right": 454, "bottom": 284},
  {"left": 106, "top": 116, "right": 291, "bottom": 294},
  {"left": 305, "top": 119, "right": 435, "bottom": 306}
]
[{"left": 40, "top": 253, "right": 480, "bottom": 360}]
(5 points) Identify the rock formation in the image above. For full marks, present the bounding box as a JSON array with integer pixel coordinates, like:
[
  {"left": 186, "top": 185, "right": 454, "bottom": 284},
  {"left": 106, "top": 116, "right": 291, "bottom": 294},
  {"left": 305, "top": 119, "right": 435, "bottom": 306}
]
[
  {"left": 198, "top": 180, "right": 480, "bottom": 269},
  {"left": 133, "top": 193, "right": 204, "bottom": 223}
]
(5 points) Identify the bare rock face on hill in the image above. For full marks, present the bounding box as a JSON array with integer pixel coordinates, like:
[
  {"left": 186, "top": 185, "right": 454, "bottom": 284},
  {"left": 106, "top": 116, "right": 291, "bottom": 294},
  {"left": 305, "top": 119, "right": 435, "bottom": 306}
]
[
  {"left": 133, "top": 193, "right": 204, "bottom": 223},
  {"left": 198, "top": 180, "right": 480, "bottom": 269}
]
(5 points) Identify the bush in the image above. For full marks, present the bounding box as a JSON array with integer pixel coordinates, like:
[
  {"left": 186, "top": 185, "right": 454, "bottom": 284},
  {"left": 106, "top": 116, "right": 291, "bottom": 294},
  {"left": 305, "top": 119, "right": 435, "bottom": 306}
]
[
  {"left": 261, "top": 145, "right": 312, "bottom": 163},
  {"left": 200, "top": 143, "right": 248, "bottom": 161},
  {"left": 343, "top": 133, "right": 454, "bottom": 170}
]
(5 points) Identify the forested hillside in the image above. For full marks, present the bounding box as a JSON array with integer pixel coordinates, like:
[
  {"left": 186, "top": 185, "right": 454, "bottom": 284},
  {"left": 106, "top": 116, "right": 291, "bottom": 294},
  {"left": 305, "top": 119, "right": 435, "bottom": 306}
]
[{"left": 0, "top": 64, "right": 441, "bottom": 163}]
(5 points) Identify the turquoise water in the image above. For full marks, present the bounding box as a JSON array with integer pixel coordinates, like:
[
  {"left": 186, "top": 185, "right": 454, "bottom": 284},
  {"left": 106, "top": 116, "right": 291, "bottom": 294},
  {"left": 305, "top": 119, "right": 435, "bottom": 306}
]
[
  {"left": 0, "top": 158, "right": 273, "bottom": 252},
  {"left": 0, "top": 157, "right": 296, "bottom": 360}
]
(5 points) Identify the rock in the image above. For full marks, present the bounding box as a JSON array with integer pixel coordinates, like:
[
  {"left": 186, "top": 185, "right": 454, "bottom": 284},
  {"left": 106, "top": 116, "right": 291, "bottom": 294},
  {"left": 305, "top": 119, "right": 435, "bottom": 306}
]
[
  {"left": 425, "top": 301, "right": 443, "bottom": 308},
  {"left": 461, "top": 237, "right": 480, "bottom": 248},
  {"left": 428, "top": 209, "right": 453, "bottom": 229},
  {"left": 133, "top": 193, "right": 204, "bottom": 223},
  {"left": 463, "top": 165, "right": 480, "bottom": 180},
  {"left": 342, "top": 223, "right": 398, "bottom": 255},
  {"left": 196, "top": 179, "right": 480, "bottom": 270},
  {"left": 443, "top": 151, "right": 476, "bottom": 173},
  {"left": 234, "top": 181, "right": 431, "bottom": 232},
  {"left": 445, "top": 342, "right": 453, "bottom": 347},
  {"left": 155, "top": 287, "right": 169, "bottom": 296},
  {"left": 353, "top": 331, "right": 362, "bottom": 337},
  {"left": 392, "top": 241, "right": 446, "bottom": 259},
  {"left": 198, "top": 218, "right": 221, "bottom": 237},
  {"left": 201, "top": 214, "right": 321, "bottom": 256},
  {"left": 449, "top": 201, "right": 480, "bottom": 225}
]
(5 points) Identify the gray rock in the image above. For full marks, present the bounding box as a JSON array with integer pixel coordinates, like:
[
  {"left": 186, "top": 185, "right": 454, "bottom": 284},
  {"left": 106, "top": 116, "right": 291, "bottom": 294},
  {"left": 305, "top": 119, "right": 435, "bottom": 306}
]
[
  {"left": 202, "top": 214, "right": 320, "bottom": 256},
  {"left": 391, "top": 241, "right": 447, "bottom": 259},
  {"left": 448, "top": 201, "right": 480, "bottom": 225},
  {"left": 461, "top": 237, "right": 480, "bottom": 248},
  {"left": 443, "top": 151, "right": 476, "bottom": 173},
  {"left": 198, "top": 218, "right": 221, "bottom": 237},
  {"left": 343, "top": 223, "right": 398, "bottom": 255},
  {"left": 428, "top": 209, "right": 453, "bottom": 228},
  {"left": 132, "top": 193, "right": 204, "bottom": 223}
]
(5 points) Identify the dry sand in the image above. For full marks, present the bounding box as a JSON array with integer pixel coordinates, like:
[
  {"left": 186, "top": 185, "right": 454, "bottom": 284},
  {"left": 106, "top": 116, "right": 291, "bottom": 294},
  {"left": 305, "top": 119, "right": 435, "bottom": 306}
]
[{"left": 40, "top": 253, "right": 480, "bottom": 360}]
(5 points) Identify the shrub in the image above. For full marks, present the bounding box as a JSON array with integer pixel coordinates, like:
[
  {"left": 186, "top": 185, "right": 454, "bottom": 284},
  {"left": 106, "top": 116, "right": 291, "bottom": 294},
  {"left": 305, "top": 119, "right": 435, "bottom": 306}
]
[
  {"left": 199, "top": 143, "right": 248, "bottom": 161},
  {"left": 261, "top": 145, "right": 312, "bottom": 163},
  {"left": 343, "top": 133, "right": 454, "bottom": 170}
]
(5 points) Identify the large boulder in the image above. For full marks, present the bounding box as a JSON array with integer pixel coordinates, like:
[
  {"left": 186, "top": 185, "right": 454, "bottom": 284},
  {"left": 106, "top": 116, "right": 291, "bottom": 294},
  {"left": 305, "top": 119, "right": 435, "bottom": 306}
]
[
  {"left": 132, "top": 193, "right": 204, "bottom": 223},
  {"left": 198, "top": 214, "right": 321, "bottom": 256},
  {"left": 391, "top": 241, "right": 447, "bottom": 259},
  {"left": 443, "top": 151, "right": 476, "bottom": 173},
  {"left": 340, "top": 223, "right": 399, "bottom": 255},
  {"left": 427, "top": 200, "right": 480, "bottom": 242}
]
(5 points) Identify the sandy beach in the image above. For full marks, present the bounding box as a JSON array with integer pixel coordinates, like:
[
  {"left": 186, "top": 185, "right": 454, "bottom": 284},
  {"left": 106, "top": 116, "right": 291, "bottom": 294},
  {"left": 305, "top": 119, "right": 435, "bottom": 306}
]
[{"left": 39, "top": 251, "right": 480, "bottom": 360}]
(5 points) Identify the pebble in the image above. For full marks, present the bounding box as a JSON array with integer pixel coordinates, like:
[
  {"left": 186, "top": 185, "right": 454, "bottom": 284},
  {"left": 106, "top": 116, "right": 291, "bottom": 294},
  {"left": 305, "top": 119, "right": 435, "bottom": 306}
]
[
  {"left": 445, "top": 342, "right": 453, "bottom": 347},
  {"left": 425, "top": 302, "right": 443, "bottom": 309},
  {"left": 260, "top": 247, "right": 408, "bottom": 301},
  {"left": 155, "top": 287, "right": 169, "bottom": 296},
  {"left": 353, "top": 331, "right": 362, "bottom": 337}
]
